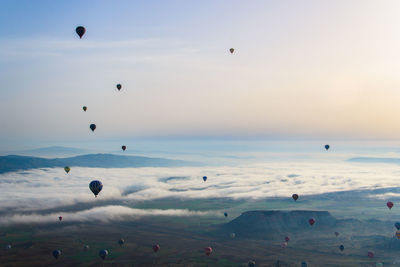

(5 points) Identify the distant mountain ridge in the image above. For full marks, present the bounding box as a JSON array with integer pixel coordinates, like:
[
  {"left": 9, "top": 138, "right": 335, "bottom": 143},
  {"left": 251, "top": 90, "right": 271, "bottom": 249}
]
[{"left": 0, "top": 154, "right": 193, "bottom": 174}]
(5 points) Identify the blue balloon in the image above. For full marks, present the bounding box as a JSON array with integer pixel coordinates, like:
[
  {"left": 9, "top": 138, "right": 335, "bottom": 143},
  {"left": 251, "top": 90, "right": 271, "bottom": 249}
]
[
  {"left": 89, "top": 180, "right": 103, "bottom": 197},
  {"left": 339, "top": 245, "right": 344, "bottom": 251},
  {"left": 224, "top": 212, "right": 228, "bottom": 217},
  {"left": 203, "top": 176, "right": 207, "bottom": 182},
  {"left": 99, "top": 249, "right": 108, "bottom": 260},
  {"left": 301, "top": 262, "right": 308, "bottom": 267},
  {"left": 395, "top": 222, "right": 400, "bottom": 230},
  {"left": 325, "top": 144, "right": 330, "bottom": 150},
  {"left": 52, "top": 250, "right": 61, "bottom": 259}
]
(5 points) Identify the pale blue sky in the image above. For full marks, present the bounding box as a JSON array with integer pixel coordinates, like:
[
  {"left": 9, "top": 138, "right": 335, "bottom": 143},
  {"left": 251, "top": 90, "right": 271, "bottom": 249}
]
[{"left": 2, "top": 0, "right": 400, "bottom": 150}]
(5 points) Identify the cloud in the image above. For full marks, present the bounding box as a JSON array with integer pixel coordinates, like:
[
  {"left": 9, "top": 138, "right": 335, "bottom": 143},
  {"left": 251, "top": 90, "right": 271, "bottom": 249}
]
[{"left": 0, "top": 205, "right": 213, "bottom": 226}]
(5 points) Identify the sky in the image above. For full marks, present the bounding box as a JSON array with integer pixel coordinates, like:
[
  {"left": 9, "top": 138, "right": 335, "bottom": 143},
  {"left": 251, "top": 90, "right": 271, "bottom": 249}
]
[{"left": 2, "top": 0, "right": 400, "bottom": 149}]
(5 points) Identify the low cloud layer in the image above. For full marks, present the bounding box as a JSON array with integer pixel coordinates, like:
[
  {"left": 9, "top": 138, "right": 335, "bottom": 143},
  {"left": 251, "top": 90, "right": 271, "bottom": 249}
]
[
  {"left": 0, "top": 158, "right": 399, "bottom": 224},
  {"left": 0, "top": 205, "right": 212, "bottom": 226}
]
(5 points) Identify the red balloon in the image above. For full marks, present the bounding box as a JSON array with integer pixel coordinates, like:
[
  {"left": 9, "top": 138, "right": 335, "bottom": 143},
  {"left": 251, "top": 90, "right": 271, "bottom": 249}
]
[
  {"left": 152, "top": 244, "right": 160, "bottom": 253},
  {"left": 58, "top": 216, "right": 62, "bottom": 221},
  {"left": 367, "top": 251, "right": 374, "bottom": 258},
  {"left": 387, "top": 201, "right": 394, "bottom": 209},
  {"left": 204, "top": 247, "right": 212, "bottom": 256},
  {"left": 285, "top": 236, "right": 290, "bottom": 242},
  {"left": 308, "top": 218, "right": 315, "bottom": 226},
  {"left": 281, "top": 242, "right": 287, "bottom": 248}
]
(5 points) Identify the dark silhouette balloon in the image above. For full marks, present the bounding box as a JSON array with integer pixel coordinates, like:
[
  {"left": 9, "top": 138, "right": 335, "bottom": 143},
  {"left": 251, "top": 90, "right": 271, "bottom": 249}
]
[
  {"left": 122, "top": 145, "right": 126, "bottom": 151},
  {"left": 116, "top": 84, "right": 122, "bottom": 91},
  {"left": 90, "top": 124, "right": 96, "bottom": 132},
  {"left": 301, "top": 262, "right": 308, "bottom": 267},
  {"left": 395, "top": 222, "right": 400, "bottom": 230},
  {"left": 334, "top": 231, "right": 339, "bottom": 237},
  {"left": 229, "top": 48, "right": 234, "bottom": 54},
  {"left": 339, "top": 245, "right": 344, "bottom": 251},
  {"left": 52, "top": 250, "right": 61, "bottom": 259},
  {"left": 292, "top": 194, "right": 299, "bottom": 201},
  {"left": 387, "top": 201, "right": 394, "bottom": 209},
  {"left": 248, "top": 260, "right": 256, "bottom": 267},
  {"left": 325, "top": 144, "right": 330, "bottom": 150},
  {"left": 203, "top": 176, "right": 207, "bottom": 182},
  {"left": 64, "top": 166, "right": 70, "bottom": 174},
  {"left": 89, "top": 180, "right": 103, "bottom": 197},
  {"left": 153, "top": 244, "right": 160, "bottom": 253},
  {"left": 76, "top": 26, "right": 86, "bottom": 39},
  {"left": 83, "top": 106, "right": 87, "bottom": 112},
  {"left": 58, "top": 216, "right": 62, "bottom": 221},
  {"left": 224, "top": 212, "right": 228, "bottom": 217},
  {"left": 204, "top": 247, "right": 212, "bottom": 256},
  {"left": 285, "top": 236, "right": 290, "bottom": 242},
  {"left": 308, "top": 218, "right": 315, "bottom": 226},
  {"left": 367, "top": 251, "right": 374, "bottom": 258},
  {"left": 118, "top": 238, "right": 124, "bottom": 247},
  {"left": 99, "top": 249, "right": 108, "bottom": 260}
]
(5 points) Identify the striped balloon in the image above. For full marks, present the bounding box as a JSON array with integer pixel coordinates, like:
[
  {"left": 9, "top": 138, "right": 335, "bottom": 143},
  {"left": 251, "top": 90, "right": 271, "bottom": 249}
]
[{"left": 396, "top": 230, "right": 400, "bottom": 239}]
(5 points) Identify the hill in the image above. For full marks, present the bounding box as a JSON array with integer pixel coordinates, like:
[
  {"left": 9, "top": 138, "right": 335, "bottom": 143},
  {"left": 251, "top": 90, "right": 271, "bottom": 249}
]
[{"left": 0, "top": 154, "right": 193, "bottom": 174}]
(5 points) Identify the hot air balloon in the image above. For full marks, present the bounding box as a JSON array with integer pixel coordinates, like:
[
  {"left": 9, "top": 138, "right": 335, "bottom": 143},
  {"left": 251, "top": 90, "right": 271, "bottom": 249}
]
[
  {"left": 52, "top": 250, "right": 61, "bottom": 259},
  {"left": 90, "top": 124, "right": 96, "bottom": 132},
  {"left": 396, "top": 230, "right": 400, "bottom": 239},
  {"left": 58, "top": 216, "right": 62, "bottom": 221},
  {"left": 229, "top": 48, "right": 234, "bottom": 54},
  {"left": 281, "top": 242, "right": 287, "bottom": 248},
  {"left": 339, "top": 245, "right": 344, "bottom": 251},
  {"left": 224, "top": 212, "right": 228, "bottom": 217},
  {"left": 204, "top": 247, "right": 212, "bottom": 256},
  {"left": 308, "top": 218, "right": 315, "bottom": 226},
  {"left": 325, "top": 144, "right": 330, "bottom": 150},
  {"left": 203, "top": 176, "right": 207, "bottom": 182},
  {"left": 248, "top": 260, "right": 256, "bottom": 267},
  {"left": 153, "top": 244, "right": 160, "bottom": 253},
  {"left": 395, "top": 222, "right": 400, "bottom": 230},
  {"left": 64, "top": 166, "right": 70, "bottom": 174},
  {"left": 368, "top": 251, "right": 374, "bottom": 258},
  {"left": 230, "top": 233, "right": 236, "bottom": 238},
  {"left": 75, "top": 26, "right": 86, "bottom": 39},
  {"left": 292, "top": 194, "right": 299, "bottom": 201},
  {"left": 285, "top": 236, "right": 290, "bottom": 242},
  {"left": 116, "top": 84, "right": 122, "bottom": 91},
  {"left": 387, "top": 201, "right": 394, "bottom": 209},
  {"left": 301, "top": 262, "right": 308, "bottom": 267},
  {"left": 118, "top": 238, "right": 124, "bottom": 247},
  {"left": 83, "top": 106, "right": 87, "bottom": 112},
  {"left": 122, "top": 145, "right": 126, "bottom": 151},
  {"left": 334, "top": 231, "right": 339, "bottom": 237},
  {"left": 99, "top": 249, "right": 108, "bottom": 260},
  {"left": 89, "top": 180, "right": 103, "bottom": 197}
]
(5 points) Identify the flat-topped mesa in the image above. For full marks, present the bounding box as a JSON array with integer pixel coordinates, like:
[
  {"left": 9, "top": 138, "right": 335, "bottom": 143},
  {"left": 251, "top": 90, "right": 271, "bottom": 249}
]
[{"left": 222, "top": 210, "right": 337, "bottom": 239}]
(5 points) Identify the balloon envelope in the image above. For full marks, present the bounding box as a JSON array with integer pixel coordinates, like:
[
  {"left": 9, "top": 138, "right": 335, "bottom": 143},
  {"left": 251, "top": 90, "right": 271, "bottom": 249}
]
[
  {"left": 58, "top": 216, "right": 62, "bottom": 221},
  {"left": 89, "top": 180, "right": 103, "bottom": 197},
  {"left": 339, "top": 245, "right": 344, "bottom": 251},
  {"left": 75, "top": 26, "right": 86, "bottom": 38},
  {"left": 116, "top": 84, "right": 122, "bottom": 91},
  {"left": 285, "top": 236, "right": 290, "bottom": 242},
  {"left": 203, "top": 176, "right": 207, "bottom": 182},
  {"left": 122, "top": 145, "right": 126, "bottom": 151},
  {"left": 301, "top": 262, "right": 308, "bottom": 267},
  {"left": 396, "top": 230, "right": 400, "bottom": 239},
  {"left": 83, "top": 106, "right": 87, "bottom": 112},
  {"left": 325, "top": 144, "right": 330, "bottom": 150},
  {"left": 90, "top": 124, "right": 96, "bottom": 132},
  {"left": 368, "top": 251, "right": 374, "bottom": 258},
  {"left": 99, "top": 249, "right": 108, "bottom": 260},
  {"left": 64, "top": 166, "right": 70, "bottom": 173},
  {"left": 334, "top": 231, "right": 339, "bottom": 237},
  {"left": 395, "top": 222, "right": 400, "bottom": 230},
  {"left": 308, "top": 218, "right": 315, "bottom": 226},
  {"left": 281, "top": 242, "right": 287, "bottom": 248},
  {"left": 224, "top": 212, "right": 228, "bottom": 217},
  {"left": 204, "top": 247, "right": 212, "bottom": 256},
  {"left": 153, "top": 244, "right": 160, "bottom": 252},
  {"left": 52, "top": 250, "right": 61, "bottom": 259},
  {"left": 229, "top": 48, "right": 234, "bottom": 54},
  {"left": 292, "top": 194, "right": 299, "bottom": 201},
  {"left": 387, "top": 201, "right": 394, "bottom": 209},
  {"left": 248, "top": 260, "right": 256, "bottom": 267},
  {"left": 118, "top": 238, "right": 124, "bottom": 246}
]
